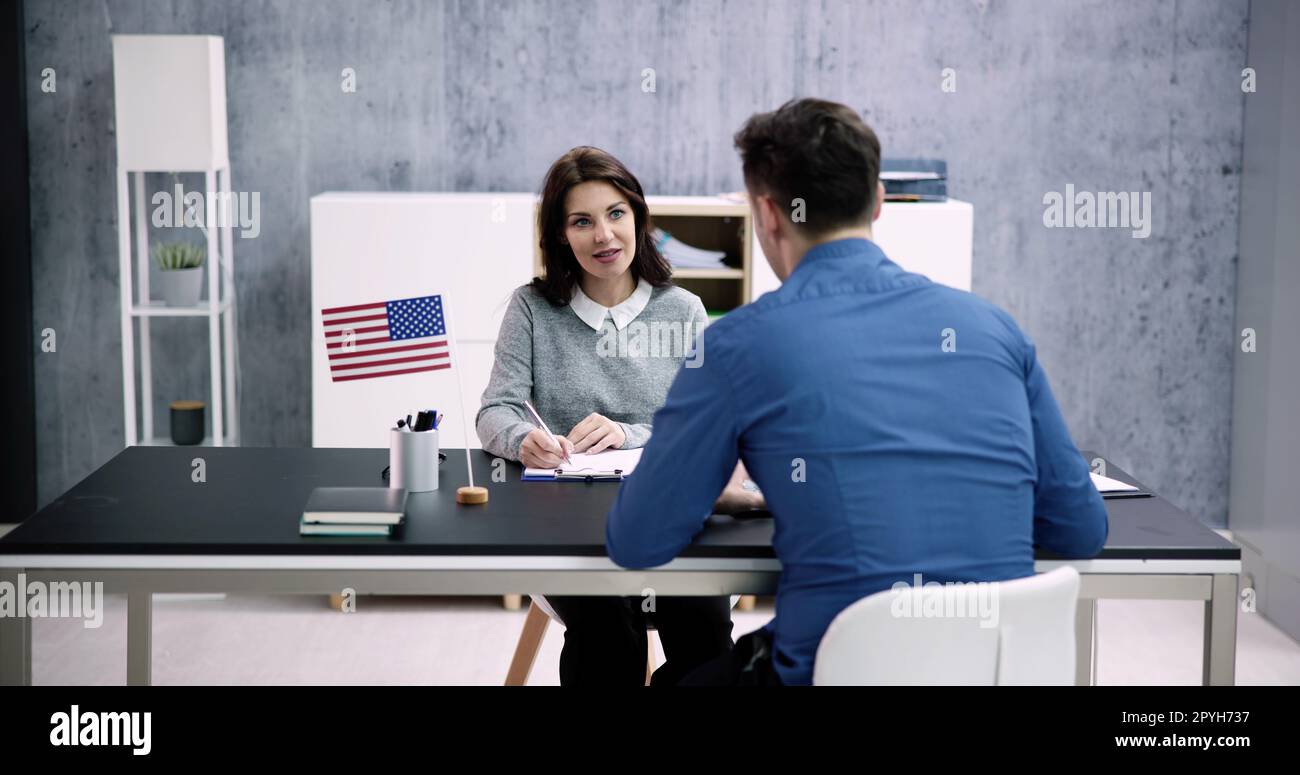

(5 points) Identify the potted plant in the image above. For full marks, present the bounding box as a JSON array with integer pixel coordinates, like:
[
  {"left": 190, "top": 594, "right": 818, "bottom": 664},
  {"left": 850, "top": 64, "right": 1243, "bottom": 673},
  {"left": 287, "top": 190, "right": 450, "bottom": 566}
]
[{"left": 153, "top": 241, "right": 205, "bottom": 307}]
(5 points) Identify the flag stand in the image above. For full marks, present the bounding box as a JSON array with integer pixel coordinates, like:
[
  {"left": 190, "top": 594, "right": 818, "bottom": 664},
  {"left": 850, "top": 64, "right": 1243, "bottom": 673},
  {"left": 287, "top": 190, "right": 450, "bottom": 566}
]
[{"left": 442, "top": 295, "right": 489, "bottom": 505}]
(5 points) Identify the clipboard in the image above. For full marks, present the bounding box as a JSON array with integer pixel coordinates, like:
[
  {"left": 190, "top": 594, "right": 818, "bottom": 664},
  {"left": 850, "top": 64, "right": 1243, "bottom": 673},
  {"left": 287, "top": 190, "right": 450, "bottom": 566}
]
[
  {"left": 520, "top": 468, "right": 627, "bottom": 482},
  {"left": 557, "top": 467, "right": 628, "bottom": 482},
  {"left": 521, "top": 448, "right": 643, "bottom": 482}
]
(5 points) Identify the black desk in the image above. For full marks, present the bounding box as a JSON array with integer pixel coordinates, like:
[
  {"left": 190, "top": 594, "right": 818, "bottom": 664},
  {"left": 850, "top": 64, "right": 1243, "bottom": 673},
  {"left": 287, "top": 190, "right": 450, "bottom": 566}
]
[{"left": 0, "top": 447, "right": 1240, "bottom": 686}]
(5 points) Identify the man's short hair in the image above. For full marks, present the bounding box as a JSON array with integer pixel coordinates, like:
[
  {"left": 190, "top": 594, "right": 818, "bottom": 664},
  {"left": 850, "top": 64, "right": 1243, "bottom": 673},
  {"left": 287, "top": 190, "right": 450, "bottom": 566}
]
[{"left": 733, "top": 98, "right": 881, "bottom": 237}]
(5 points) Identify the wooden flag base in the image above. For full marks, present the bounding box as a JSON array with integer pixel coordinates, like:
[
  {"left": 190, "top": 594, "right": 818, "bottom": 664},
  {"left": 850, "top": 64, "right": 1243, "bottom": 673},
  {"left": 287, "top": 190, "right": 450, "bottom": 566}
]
[{"left": 457, "top": 486, "right": 489, "bottom": 504}]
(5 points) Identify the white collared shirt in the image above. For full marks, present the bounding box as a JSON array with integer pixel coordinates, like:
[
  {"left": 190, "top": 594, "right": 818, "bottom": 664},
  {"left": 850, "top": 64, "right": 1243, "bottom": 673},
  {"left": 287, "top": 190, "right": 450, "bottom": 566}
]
[{"left": 569, "top": 277, "right": 653, "bottom": 331}]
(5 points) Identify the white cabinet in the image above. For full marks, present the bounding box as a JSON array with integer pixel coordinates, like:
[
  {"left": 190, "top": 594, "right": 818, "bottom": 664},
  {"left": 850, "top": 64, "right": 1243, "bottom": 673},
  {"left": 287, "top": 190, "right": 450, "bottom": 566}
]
[
  {"left": 310, "top": 193, "right": 534, "bottom": 449},
  {"left": 749, "top": 199, "right": 974, "bottom": 299},
  {"left": 310, "top": 193, "right": 973, "bottom": 449}
]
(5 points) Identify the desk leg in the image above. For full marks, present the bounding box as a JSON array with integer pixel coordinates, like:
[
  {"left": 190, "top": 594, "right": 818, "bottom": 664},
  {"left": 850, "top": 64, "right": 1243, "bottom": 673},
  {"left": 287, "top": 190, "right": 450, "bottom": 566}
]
[
  {"left": 1203, "top": 574, "right": 1238, "bottom": 686},
  {"left": 0, "top": 569, "right": 32, "bottom": 686},
  {"left": 127, "top": 591, "right": 152, "bottom": 686},
  {"left": 1074, "top": 598, "right": 1096, "bottom": 686}
]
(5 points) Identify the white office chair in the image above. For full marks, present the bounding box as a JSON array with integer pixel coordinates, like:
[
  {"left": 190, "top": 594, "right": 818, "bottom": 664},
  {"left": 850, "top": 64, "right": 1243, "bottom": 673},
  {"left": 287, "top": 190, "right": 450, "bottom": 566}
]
[
  {"left": 812, "top": 567, "right": 1081, "bottom": 685},
  {"left": 505, "top": 594, "right": 743, "bottom": 686}
]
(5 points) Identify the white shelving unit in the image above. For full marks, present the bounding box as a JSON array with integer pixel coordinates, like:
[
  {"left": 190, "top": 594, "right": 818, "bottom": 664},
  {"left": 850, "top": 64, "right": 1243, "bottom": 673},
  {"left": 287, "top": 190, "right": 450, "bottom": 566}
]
[{"left": 112, "top": 35, "right": 239, "bottom": 447}]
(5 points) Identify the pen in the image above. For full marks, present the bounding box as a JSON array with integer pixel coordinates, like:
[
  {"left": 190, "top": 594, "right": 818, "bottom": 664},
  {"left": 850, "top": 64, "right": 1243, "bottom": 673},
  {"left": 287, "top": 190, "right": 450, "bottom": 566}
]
[
  {"left": 522, "top": 400, "right": 569, "bottom": 464},
  {"left": 435, "top": 412, "right": 443, "bottom": 430}
]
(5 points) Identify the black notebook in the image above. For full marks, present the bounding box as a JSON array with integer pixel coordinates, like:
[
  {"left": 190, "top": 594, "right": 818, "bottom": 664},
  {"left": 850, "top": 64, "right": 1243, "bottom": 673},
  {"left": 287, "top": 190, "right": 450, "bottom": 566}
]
[{"left": 302, "top": 487, "right": 408, "bottom": 526}]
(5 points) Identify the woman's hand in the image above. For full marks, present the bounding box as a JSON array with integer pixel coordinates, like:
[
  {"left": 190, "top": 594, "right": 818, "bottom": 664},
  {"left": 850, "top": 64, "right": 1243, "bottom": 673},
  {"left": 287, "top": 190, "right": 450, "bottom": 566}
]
[
  {"left": 566, "top": 413, "right": 627, "bottom": 454},
  {"left": 520, "top": 428, "right": 575, "bottom": 469},
  {"left": 714, "top": 461, "right": 767, "bottom": 515}
]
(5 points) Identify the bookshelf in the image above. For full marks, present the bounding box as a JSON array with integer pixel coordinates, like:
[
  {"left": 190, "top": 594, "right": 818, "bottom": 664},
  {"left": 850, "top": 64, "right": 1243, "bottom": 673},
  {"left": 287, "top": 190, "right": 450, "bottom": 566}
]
[{"left": 533, "top": 195, "right": 754, "bottom": 315}]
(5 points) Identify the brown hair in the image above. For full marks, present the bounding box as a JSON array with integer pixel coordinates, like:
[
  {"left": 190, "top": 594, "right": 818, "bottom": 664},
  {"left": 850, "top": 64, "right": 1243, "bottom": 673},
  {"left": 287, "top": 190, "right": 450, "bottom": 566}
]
[
  {"left": 530, "top": 146, "right": 672, "bottom": 306},
  {"left": 733, "top": 98, "right": 881, "bottom": 237}
]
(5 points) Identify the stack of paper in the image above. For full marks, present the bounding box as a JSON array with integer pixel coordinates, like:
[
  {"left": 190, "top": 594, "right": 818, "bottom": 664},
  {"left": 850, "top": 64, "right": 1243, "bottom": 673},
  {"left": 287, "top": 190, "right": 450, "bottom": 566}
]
[
  {"left": 653, "top": 228, "right": 728, "bottom": 270},
  {"left": 1090, "top": 472, "right": 1139, "bottom": 494}
]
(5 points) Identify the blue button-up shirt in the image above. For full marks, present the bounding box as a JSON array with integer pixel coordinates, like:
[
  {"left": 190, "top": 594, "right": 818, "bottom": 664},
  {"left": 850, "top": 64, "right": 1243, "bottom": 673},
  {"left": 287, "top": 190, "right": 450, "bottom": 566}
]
[{"left": 606, "top": 237, "right": 1108, "bottom": 685}]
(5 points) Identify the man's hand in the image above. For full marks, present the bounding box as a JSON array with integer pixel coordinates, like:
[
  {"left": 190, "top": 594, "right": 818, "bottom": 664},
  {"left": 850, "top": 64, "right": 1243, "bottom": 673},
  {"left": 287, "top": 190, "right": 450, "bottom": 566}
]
[
  {"left": 714, "top": 461, "right": 766, "bottom": 515},
  {"left": 566, "top": 413, "right": 627, "bottom": 454},
  {"left": 520, "top": 428, "right": 575, "bottom": 469}
]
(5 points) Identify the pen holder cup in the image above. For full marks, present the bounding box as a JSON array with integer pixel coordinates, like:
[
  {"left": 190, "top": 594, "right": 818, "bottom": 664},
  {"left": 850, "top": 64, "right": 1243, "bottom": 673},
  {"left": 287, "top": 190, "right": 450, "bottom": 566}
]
[{"left": 390, "top": 428, "right": 439, "bottom": 492}]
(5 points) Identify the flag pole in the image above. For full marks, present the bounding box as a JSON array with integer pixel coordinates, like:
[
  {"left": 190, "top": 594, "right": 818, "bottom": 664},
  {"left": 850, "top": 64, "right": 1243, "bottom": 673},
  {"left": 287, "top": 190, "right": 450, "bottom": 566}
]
[{"left": 442, "top": 293, "right": 488, "bottom": 504}]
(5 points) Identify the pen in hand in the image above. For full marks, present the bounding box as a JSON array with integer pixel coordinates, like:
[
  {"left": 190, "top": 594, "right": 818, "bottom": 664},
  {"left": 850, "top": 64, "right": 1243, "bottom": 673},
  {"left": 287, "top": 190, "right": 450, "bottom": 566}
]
[{"left": 522, "top": 400, "right": 571, "bottom": 465}]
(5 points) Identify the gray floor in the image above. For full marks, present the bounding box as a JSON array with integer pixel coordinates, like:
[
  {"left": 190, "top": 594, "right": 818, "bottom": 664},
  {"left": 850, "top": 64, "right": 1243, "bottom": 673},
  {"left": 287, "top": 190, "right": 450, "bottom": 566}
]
[{"left": 27, "top": 593, "right": 1300, "bottom": 685}]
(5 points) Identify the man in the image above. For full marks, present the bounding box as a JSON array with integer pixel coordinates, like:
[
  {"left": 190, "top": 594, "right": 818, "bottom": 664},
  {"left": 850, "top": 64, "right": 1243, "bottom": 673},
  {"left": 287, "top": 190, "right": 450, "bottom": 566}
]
[{"left": 605, "top": 97, "right": 1109, "bottom": 685}]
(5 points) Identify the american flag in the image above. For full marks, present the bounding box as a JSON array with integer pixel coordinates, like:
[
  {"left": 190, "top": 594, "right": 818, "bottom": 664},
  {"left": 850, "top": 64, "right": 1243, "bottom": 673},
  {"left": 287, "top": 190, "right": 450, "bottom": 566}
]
[{"left": 321, "top": 294, "right": 452, "bottom": 382}]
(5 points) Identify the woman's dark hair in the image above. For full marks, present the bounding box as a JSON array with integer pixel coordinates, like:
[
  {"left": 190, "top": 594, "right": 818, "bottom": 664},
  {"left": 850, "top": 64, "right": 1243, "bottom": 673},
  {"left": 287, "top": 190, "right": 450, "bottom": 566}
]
[{"left": 530, "top": 146, "right": 672, "bottom": 306}]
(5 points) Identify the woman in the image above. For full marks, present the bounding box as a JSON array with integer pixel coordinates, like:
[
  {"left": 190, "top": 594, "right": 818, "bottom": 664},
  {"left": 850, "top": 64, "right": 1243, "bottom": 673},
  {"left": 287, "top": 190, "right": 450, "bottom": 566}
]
[{"left": 476, "top": 146, "right": 733, "bottom": 686}]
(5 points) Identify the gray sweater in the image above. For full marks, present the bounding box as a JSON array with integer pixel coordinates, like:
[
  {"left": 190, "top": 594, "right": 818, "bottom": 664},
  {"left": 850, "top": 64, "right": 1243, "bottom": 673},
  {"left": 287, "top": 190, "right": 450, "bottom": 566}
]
[{"left": 476, "top": 283, "right": 708, "bottom": 461}]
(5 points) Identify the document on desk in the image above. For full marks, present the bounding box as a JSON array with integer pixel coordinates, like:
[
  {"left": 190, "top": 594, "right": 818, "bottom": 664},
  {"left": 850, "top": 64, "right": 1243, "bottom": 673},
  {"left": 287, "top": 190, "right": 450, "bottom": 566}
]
[
  {"left": 523, "top": 447, "right": 643, "bottom": 481},
  {"left": 1090, "top": 472, "right": 1140, "bottom": 494}
]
